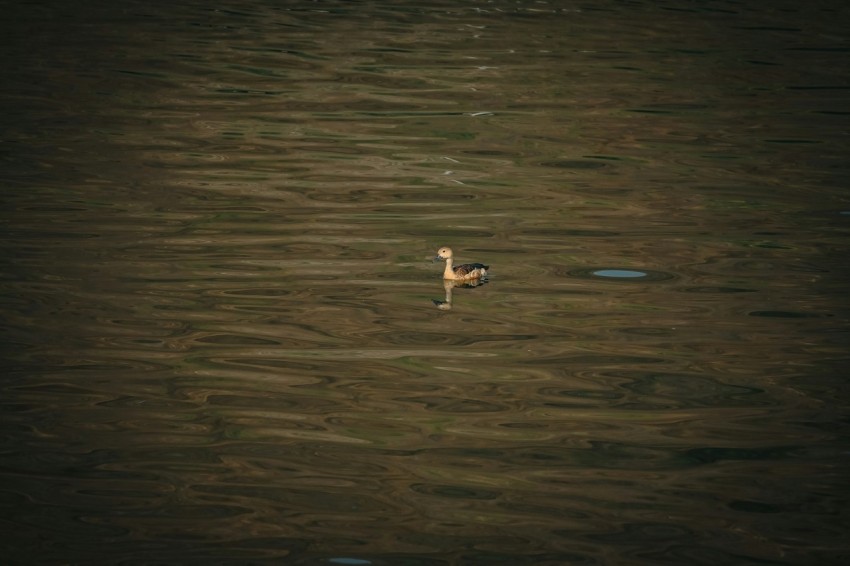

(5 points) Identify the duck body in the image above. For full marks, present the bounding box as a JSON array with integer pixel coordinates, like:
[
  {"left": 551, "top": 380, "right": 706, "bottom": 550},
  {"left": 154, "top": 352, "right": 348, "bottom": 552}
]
[{"left": 434, "top": 246, "right": 489, "bottom": 281}]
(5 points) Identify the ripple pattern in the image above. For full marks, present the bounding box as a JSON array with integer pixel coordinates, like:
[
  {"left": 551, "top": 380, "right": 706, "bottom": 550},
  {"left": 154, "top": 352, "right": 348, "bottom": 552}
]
[{"left": 2, "top": 0, "right": 849, "bottom": 565}]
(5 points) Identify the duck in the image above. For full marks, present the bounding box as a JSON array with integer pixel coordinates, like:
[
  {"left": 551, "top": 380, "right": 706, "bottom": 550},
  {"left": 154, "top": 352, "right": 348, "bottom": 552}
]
[{"left": 433, "top": 246, "right": 489, "bottom": 281}]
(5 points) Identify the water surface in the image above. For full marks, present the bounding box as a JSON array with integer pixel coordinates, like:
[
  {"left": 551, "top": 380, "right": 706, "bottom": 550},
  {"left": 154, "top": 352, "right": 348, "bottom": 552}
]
[{"left": 2, "top": 1, "right": 849, "bottom": 564}]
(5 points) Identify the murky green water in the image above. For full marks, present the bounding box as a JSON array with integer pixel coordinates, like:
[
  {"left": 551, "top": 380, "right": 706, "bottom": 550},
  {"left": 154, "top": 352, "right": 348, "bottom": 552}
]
[{"left": 2, "top": 1, "right": 849, "bottom": 564}]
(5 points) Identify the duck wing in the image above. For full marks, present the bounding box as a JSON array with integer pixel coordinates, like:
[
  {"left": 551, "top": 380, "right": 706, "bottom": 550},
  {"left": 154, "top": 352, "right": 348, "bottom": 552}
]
[{"left": 453, "top": 263, "right": 489, "bottom": 277}]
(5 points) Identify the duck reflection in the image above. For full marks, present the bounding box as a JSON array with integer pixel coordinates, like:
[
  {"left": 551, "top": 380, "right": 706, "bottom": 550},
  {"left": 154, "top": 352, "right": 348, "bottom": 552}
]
[{"left": 432, "top": 277, "right": 488, "bottom": 310}]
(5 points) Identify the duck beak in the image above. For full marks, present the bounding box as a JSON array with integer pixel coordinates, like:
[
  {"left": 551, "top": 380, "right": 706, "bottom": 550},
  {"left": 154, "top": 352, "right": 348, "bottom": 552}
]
[{"left": 433, "top": 255, "right": 442, "bottom": 262}]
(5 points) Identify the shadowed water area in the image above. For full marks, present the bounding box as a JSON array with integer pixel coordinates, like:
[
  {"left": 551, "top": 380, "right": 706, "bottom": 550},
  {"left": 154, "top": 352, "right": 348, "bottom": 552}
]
[{"left": 2, "top": 0, "right": 849, "bottom": 564}]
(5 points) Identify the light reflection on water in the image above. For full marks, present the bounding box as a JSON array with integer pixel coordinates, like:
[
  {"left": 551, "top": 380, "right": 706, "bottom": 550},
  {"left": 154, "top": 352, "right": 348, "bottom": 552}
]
[{"left": 2, "top": 0, "right": 849, "bottom": 564}]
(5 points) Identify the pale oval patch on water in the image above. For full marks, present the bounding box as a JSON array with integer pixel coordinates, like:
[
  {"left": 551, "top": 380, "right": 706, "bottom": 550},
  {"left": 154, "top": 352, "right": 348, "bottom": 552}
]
[
  {"left": 567, "top": 267, "right": 675, "bottom": 282},
  {"left": 593, "top": 269, "right": 648, "bottom": 279}
]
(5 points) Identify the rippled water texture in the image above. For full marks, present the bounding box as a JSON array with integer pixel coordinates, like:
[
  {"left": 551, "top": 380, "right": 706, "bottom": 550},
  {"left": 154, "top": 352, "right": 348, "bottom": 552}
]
[{"left": 2, "top": 1, "right": 849, "bottom": 564}]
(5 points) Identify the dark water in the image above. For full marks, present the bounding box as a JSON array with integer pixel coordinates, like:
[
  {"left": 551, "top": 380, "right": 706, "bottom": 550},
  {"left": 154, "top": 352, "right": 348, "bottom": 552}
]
[{"left": 2, "top": 1, "right": 849, "bottom": 564}]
